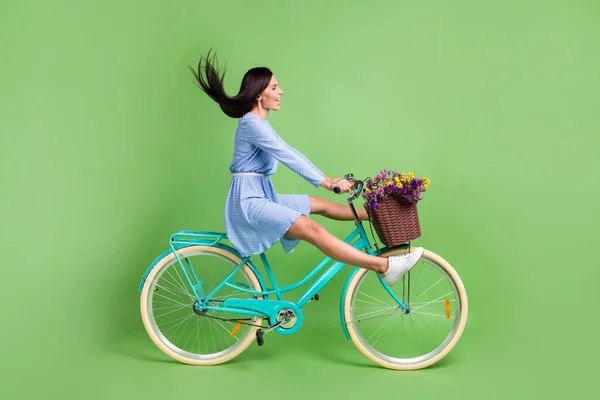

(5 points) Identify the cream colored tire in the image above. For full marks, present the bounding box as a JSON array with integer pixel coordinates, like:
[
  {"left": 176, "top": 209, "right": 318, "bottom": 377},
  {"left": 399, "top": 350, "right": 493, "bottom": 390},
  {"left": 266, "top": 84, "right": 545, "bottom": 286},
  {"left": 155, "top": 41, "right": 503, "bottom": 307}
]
[
  {"left": 344, "top": 247, "right": 468, "bottom": 370},
  {"left": 140, "top": 245, "right": 263, "bottom": 365}
]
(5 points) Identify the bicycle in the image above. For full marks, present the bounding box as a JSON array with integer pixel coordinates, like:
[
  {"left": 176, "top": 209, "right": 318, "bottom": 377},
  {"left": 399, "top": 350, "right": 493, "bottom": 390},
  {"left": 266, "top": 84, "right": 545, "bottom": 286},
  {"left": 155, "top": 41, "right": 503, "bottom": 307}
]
[{"left": 138, "top": 174, "right": 468, "bottom": 370}]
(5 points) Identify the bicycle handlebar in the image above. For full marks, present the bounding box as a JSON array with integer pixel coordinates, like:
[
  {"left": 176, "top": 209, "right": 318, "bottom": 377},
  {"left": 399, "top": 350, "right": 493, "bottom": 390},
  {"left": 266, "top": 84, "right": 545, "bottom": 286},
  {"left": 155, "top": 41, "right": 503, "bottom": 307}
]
[{"left": 333, "top": 173, "right": 363, "bottom": 202}]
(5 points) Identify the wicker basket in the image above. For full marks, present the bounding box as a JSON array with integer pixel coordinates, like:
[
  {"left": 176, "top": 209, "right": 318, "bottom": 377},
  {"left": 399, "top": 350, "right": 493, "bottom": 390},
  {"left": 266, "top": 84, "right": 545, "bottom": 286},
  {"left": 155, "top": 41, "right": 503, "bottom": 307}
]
[{"left": 366, "top": 195, "right": 421, "bottom": 247}]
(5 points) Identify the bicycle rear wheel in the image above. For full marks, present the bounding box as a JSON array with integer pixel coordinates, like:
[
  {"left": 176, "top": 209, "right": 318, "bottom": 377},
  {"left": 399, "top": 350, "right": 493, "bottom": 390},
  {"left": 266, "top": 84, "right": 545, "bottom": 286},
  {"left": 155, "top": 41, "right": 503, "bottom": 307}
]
[
  {"left": 344, "top": 247, "right": 468, "bottom": 370},
  {"left": 140, "top": 246, "right": 263, "bottom": 365}
]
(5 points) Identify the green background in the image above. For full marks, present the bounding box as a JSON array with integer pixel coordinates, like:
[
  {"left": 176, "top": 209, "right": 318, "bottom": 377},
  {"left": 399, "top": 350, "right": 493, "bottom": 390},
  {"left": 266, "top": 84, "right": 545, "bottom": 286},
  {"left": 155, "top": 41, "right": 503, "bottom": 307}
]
[{"left": 1, "top": 0, "right": 598, "bottom": 398}]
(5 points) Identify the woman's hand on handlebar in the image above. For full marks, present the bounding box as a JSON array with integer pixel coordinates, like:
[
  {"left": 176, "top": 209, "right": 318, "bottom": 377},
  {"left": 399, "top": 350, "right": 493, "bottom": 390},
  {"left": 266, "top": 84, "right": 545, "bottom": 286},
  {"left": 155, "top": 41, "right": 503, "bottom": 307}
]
[{"left": 321, "top": 176, "right": 354, "bottom": 193}]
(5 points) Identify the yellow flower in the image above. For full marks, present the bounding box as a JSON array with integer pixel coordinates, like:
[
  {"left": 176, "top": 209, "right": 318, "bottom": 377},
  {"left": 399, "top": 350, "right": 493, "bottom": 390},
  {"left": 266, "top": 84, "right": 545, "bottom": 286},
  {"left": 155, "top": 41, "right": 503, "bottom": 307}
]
[
  {"left": 422, "top": 176, "right": 430, "bottom": 189},
  {"left": 396, "top": 182, "right": 403, "bottom": 189},
  {"left": 408, "top": 172, "right": 415, "bottom": 181},
  {"left": 385, "top": 180, "right": 392, "bottom": 186},
  {"left": 365, "top": 188, "right": 371, "bottom": 194}
]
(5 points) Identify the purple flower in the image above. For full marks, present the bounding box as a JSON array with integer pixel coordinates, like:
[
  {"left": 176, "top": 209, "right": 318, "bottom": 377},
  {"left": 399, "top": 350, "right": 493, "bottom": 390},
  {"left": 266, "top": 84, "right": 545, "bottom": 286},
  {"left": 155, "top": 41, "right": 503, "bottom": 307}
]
[{"left": 362, "top": 169, "right": 430, "bottom": 210}]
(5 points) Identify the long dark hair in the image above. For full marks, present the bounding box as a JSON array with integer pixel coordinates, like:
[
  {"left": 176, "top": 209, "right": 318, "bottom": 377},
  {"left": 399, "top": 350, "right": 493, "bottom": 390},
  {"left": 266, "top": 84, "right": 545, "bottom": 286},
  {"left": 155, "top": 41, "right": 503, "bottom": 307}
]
[{"left": 190, "top": 49, "right": 273, "bottom": 118}]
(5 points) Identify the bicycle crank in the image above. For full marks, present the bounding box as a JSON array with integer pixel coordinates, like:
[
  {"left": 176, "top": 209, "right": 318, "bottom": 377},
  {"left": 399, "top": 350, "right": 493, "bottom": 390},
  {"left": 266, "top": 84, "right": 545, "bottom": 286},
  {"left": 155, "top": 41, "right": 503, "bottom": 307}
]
[
  {"left": 275, "top": 308, "right": 298, "bottom": 329},
  {"left": 256, "top": 308, "right": 301, "bottom": 346}
]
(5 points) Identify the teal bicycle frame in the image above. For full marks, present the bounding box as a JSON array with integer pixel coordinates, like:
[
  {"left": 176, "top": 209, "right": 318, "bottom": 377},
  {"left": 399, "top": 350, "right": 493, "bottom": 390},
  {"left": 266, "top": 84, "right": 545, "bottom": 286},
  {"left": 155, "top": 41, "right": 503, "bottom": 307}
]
[
  {"left": 138, "top": 176, "right": 411, "bottom": 339},
  {"left": 138, "top": 224, "right": 410, "bottom": 339}
]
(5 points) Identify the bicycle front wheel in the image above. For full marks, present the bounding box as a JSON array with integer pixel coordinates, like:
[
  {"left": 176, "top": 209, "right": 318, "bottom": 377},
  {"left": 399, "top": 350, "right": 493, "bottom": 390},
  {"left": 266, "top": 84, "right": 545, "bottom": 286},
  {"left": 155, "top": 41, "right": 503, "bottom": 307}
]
[
  {"left": 140, "top": 245, "right": 263, "bottom": 365},
  {"left": 344, "top": 247, "right": 468, "bottom": 370}
]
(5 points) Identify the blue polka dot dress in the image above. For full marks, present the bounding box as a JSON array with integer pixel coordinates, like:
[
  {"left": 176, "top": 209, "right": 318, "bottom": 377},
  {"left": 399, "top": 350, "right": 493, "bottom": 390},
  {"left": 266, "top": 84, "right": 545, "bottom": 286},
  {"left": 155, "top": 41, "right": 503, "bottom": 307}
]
[{"left": 224, "top": 112, "right": 325, "bottom": 257}]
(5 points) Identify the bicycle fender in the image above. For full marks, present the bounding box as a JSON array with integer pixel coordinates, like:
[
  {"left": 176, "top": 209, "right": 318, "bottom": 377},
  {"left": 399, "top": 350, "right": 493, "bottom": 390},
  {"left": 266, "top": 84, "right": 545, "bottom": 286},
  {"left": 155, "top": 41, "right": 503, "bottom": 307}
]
[
  {"left": 138, "top": 247, "right": 181, "bottom": 293},
  {"left": 339, "top": 266, "right": 361, "bottom": 340},
  {"left": 137, "top": 243, "right": 268, "bottom": 294}
]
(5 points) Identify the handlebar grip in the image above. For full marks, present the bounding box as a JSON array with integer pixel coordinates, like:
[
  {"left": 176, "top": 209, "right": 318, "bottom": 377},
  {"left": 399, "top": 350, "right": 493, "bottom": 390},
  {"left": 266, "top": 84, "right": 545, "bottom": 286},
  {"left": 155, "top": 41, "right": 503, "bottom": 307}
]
[{"left": 333, "top": 173, "right": 355, "bottom": 194}]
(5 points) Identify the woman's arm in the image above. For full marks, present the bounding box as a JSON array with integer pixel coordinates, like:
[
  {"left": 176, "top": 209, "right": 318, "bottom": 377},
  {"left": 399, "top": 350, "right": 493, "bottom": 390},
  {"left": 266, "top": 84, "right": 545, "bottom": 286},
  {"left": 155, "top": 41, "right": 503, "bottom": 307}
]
[
  {"left": 320, "top": 174, "right": 331, "bottom": 190},
  {"left": 242, "top": 121, "right": 325, "bottom": 187},
  {"left": 242, "top": 120, "right": 354, "bottom": 192}
]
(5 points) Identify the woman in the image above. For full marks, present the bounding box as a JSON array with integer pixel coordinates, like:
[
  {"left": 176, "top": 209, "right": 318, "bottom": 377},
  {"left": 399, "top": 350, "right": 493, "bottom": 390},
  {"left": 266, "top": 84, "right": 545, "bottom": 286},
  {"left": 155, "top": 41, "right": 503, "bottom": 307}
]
[{"left": 191, "top": 51, "right": 423, "bottom": 286}]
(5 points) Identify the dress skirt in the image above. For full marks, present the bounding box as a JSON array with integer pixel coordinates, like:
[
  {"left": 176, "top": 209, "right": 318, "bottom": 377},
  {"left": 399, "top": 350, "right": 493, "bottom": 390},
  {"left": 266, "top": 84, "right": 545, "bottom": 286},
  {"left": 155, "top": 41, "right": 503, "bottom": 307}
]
[{"left": 224, "top": 174, "right": 311, "bottom": 257}]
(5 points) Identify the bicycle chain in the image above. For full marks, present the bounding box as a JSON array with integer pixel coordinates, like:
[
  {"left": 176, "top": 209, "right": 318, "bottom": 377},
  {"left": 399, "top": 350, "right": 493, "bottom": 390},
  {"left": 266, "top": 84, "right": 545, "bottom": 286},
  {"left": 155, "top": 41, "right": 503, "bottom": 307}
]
[{"left": 197, "top": 312, "right": 267, "bottom": 329}]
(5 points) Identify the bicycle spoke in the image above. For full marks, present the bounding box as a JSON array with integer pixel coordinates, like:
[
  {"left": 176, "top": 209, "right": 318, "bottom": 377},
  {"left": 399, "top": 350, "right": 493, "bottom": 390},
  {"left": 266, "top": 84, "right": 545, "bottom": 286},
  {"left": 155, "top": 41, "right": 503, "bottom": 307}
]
[
  {"left": 208, "top": 319, "right": 218, "bottom": 353},
  {"left": 201, "top": 317, "right": 209, "bottom": 353},
  {"left": 182, "top": 319, "right": 196, "bottom": 351},
  {"left": 358, "top": 289, "right": 394, "bottom": 307},
  {"left": 152, "top": 304, "right": 190, "bottom": 312},
  {"left": 153, "top": 291, "right": 190, "bottom": 308},
  {"left": 152, "top": 300, "right": 188, "bottom": 308},
  {"left": 163, "top": 314, "right": 195, "bottom": 336},
  {"left": 154, "top": 303, "right": 191, "bottom": 319},
  {"left": 172, "top": 265, "right": 193, "bottom": 296},
  {"left": 155, "top": 274, "right": 192, "bottom": 299},
  {"left": 367, "top": 314, "right": 398, "bottom": 346},
  {"left": 213, "top": 290, "right": 240, "bottom": 301},
  {"left": 410, "top": 291, "right": 455, "bottom": 312},
  {"left": 407, "top": 312, "right": 427, "bottom": 351},
  {"left": 152, "top": 282, "right": 192, "bottom": 303},
  {"left": 352, "top": 311, "right": 403, "bottom": 323},
  {"left": 355, "top": 297, "right": 389, "bottom": 306},
  {"left": 413, "top": 277, "right": 444, "bottom": 303},
  {"left": 212, "top": 318, "right": 236, "bottom": 345},
  {"left": 410, "top": 299, "right": 455, "bottom": 305},
  {"left": 412, "top": 311, "right": 449, "bottom": 318},
  {"left": 166, "top": 268, "right": 194, "bottom": 301},
  {"left": 354, "top": 306, "right": 399, "bottom": 320},
  {"left": 173, "top": 316, "right": 194, "bottom": 347}
]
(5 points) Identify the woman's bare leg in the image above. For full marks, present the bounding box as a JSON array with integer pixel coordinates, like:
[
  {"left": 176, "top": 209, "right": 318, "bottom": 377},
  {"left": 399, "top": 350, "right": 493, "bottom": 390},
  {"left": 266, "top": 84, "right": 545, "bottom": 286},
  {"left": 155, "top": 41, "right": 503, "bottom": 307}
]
[
  {"left": 309, "top": 196, "right": 368, "bottom": 221},
  {"left": 283, "top": 215, "right": 388, "bottom": 273}
]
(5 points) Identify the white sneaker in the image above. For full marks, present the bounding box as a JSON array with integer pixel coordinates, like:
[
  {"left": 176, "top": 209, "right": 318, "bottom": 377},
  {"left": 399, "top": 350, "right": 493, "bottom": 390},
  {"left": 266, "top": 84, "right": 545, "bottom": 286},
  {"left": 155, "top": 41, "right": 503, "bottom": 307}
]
[{"left": 379, "top": 247, "right": 425, "bottom": 286}]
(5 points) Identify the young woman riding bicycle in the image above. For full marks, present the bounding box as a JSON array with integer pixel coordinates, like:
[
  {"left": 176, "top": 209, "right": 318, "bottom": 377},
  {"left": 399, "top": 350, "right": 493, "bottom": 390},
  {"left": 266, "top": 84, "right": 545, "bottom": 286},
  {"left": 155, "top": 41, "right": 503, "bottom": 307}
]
[{"left": 190, "top": 50, "right": 424, "bottom": 285}]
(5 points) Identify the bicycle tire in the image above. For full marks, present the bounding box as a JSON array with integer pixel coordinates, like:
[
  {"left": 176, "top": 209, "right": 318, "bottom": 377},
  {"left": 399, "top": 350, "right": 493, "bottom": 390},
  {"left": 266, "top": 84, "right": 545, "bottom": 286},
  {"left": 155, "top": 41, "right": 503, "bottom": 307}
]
[
  {"left": 140, "top": 245, "right": 263, "bottom": 365},
  {"left": 343, "top": 247, "right": 468, "bottom": 370}
]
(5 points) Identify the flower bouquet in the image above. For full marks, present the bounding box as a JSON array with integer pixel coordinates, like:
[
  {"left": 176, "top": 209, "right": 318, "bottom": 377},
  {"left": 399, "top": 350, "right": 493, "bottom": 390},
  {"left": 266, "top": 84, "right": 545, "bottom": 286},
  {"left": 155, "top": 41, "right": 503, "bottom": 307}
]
[{"left": 362, "top": 170, "right": 430, "bottom": 247}]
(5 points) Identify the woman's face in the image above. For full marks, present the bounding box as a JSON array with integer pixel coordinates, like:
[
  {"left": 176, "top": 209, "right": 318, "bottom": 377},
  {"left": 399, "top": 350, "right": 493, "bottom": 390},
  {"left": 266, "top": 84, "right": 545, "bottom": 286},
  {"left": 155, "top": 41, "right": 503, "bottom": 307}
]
[{"left": 258, "top": 75, "right": 284, "bottom": 111}]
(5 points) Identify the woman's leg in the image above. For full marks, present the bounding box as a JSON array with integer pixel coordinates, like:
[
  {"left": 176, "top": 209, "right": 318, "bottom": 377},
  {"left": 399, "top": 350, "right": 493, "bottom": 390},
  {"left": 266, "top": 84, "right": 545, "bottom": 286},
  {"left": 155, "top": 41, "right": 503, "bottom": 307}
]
[
  {"left": 283, "top": 215, "right": 388, "bottom": 273},
  {"left": 295, "top": 196, "right": 424, "bottom": 284},
  {"left": 309, "top": 196, "right": 369, "bottom": 221}
]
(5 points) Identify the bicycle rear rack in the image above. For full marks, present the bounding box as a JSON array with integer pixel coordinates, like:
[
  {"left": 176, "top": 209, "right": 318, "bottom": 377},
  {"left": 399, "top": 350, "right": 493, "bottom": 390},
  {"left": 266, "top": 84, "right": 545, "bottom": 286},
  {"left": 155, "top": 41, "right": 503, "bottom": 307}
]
[{"left": 169, "top": 230, "right": 228, "bottom": 247}]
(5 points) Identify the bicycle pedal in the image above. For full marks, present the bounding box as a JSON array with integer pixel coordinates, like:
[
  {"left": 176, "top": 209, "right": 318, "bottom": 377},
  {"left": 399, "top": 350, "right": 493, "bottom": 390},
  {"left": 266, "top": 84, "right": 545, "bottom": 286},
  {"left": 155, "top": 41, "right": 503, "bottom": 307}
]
[{"left": 256, "top": 329, "right": 265, "bottom": 346}]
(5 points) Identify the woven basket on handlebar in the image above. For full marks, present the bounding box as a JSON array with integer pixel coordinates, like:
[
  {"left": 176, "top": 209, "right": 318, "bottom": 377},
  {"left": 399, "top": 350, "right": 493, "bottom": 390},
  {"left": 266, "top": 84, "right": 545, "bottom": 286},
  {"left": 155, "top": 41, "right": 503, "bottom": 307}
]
[{"left": 366, "top": 194, "right": 421, "bottom": 247}]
